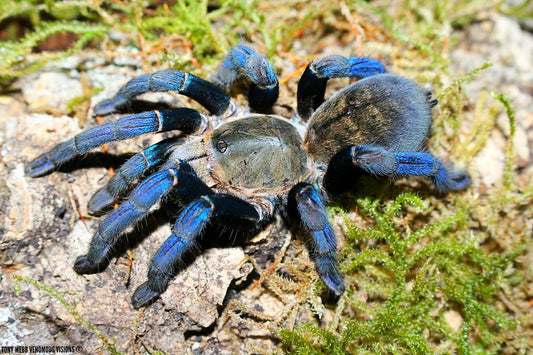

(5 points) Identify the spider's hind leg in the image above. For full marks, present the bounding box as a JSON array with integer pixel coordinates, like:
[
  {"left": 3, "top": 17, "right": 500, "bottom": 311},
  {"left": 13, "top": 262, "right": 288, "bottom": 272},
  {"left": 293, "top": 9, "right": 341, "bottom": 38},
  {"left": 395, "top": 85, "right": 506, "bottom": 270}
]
[
  {"left": 132, "top": 194, "right": 264, "bottom": 308},
  {"left": 325, "top": 145, "right": 472, "bottom": 194},
  {"left": 289, "top": 183, "right": 345, "bottom": 296},
  {"left": 297, "top": 55, "right": 386, "bottom": 120},
  {"left": 212, "top": 45, "right": 279, "bottom": 113}
]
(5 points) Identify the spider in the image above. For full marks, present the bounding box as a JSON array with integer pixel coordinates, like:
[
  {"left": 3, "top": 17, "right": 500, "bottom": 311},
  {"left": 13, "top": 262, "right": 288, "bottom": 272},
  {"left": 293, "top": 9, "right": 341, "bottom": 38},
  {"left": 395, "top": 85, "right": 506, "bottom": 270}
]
[{"left": 26, "top": 45, "right": 471, "bottom": 309}]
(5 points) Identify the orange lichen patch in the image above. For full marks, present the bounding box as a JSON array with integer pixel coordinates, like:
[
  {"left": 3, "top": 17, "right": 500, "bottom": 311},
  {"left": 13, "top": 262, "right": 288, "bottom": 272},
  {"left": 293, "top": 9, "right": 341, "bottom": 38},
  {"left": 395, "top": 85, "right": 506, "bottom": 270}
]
[
  {"left": 279, "top": 64, "right": 307, "bottom": 86},
  {"left": 95, "top": 115, "right": 115, "bottom": 179},
  {"left": 70, "top": 191, "right": 88, "bottom": 231},
  {"left": 138, "top": 34, "right": 201, "bottom": 69}
]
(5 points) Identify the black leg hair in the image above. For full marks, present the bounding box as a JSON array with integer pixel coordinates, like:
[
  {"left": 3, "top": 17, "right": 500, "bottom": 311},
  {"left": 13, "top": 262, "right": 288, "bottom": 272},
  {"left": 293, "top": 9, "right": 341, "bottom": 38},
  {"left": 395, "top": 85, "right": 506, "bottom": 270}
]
[
  {"left": 93, "top": 70, "right": 232, "bottom": 117},
  {"left": 289, "top": 183, "right": 345, "bottom": 296},
  {"left": 297, "top": 55, "right": 386, "bottom": 120},
  {"left": 212, "top": 45, "right": 279, "bottom": 113},
  {"left": 131, "top": 193, "right": 264, "bottom": 308}
]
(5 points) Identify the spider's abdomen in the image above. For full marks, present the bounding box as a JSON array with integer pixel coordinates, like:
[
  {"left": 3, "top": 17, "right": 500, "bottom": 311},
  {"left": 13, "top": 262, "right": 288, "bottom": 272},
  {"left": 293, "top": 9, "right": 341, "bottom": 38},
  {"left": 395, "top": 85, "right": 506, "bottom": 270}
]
[
  {"left": 304, "top": 74, "right": 433, "bottom": 164},
  {"left": 208, "top": 115, "right": 310, "bottom": 191}
]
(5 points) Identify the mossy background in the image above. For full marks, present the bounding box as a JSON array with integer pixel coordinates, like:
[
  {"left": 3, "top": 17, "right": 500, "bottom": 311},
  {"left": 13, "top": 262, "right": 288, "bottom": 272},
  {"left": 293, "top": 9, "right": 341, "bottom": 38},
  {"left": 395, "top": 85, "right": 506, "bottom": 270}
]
[{"left": 1, "top": 0, "right": 532, "bottom": 354}]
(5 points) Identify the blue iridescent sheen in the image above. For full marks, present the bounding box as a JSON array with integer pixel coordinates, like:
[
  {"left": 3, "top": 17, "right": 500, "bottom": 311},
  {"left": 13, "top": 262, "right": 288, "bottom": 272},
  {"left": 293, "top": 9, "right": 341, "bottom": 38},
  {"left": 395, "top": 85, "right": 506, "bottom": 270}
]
[
  {"left": 132, "top": 193, "right": 261, "bottom": 307},
  {"left": 25, "top": 108, "right": 203, "bottom": 178},
  {"left": 214, "top": 45, "right": 279, "bottom": 112},
  {"left": 87, "top": 139, "right": 178, "bottom": 215},
  {"left": 151, "top": 199, "right": 212, "bottom": 276},
  {"left": 297, "top": 55, "right": 387, "bottom": 120},
  {"left": 313, "top": 55, "right": 386, "bottom": 79},
  {"left": 93, "top": 70, "right": 231, "bottom": 116},
  {"left": 291, "top": 183, "right": 344, "bottom": 296},
  {"left": 344, "top": 146, "right": 472, "bottom": 193},
  {"left": 27, "top": 45, "right": 472, "bottom": 310}
]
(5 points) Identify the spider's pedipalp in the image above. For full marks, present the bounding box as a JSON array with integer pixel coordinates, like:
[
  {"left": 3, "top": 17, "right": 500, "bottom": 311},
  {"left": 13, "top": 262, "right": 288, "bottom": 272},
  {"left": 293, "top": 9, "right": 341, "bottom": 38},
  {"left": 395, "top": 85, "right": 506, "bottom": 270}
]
[
  {"left": 26, "top": 108, "right": 204, "bottom": 178},
  {"left": 133, "top": 194, "right": 264, "bottom": 309},
  {"left": 93, "top": 70, "right": 231, "bottom": 117},
  {"left": 88, "top": 138, "right": 181, "bottom": 215},
  {"left": 213, "top": 45, "right": 279, "bottom": 113},
  {"left": 290, "top": 183, "right": 344, "bottom": 296},
  {"left": 297, "top": 55, "right": 386, "bottom": 120}
]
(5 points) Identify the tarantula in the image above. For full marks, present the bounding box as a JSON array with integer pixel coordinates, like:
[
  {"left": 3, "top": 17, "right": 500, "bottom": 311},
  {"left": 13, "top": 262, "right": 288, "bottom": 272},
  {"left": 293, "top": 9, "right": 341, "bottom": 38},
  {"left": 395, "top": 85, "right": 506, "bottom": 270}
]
[{"left": 26, "top": 45, "right": 471, "bottom": 308}]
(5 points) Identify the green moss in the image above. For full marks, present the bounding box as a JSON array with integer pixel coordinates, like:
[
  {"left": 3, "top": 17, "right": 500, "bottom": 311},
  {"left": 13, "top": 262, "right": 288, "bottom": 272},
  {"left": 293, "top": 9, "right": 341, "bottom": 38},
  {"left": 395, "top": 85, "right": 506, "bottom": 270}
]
[
  {"left": 0, "top": 20, "right": 107, "bottom": 85},
  {"left": 0, "top": 0, "right": 326, "bottom": 87},
  {"left": 281, "top": 193, "right": 524, "bottom": 354},
  {"left": 491, "top": 92, "right": 517, "bottom": 189},
  {"left": 276, "top": 1, "right": 532, "bottom": 353}
]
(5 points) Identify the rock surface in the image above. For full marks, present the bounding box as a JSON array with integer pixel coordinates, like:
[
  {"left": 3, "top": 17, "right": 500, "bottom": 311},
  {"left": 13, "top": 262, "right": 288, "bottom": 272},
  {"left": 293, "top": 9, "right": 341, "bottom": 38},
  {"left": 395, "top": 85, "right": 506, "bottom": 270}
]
[{"left": 0, "top": 61, "right": 261, "bottom": 353}]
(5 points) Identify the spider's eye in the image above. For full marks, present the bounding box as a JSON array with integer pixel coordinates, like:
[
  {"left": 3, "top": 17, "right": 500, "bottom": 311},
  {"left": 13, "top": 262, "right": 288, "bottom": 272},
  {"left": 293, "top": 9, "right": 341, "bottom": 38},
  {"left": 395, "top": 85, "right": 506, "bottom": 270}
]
[{"left": 216, "top": 140, "right": 227, "bottom": 153}]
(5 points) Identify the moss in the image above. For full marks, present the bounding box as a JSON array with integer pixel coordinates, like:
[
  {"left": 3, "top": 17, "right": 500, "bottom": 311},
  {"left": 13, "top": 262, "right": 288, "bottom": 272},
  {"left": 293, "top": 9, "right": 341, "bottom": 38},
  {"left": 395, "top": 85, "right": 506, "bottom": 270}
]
[
  {"left": 0, "top": 0, "right": 325, "bottom": 86},
  {"left": 280, "top": 183, "right": 531, "bottom": 354}
]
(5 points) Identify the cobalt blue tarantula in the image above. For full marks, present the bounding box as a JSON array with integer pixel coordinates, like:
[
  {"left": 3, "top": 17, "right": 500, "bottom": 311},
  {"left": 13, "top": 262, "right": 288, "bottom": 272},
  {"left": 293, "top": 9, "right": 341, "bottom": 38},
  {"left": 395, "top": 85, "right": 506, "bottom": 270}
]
[{"left": 26, "top": 45, "right": 471, "bottom": 308}]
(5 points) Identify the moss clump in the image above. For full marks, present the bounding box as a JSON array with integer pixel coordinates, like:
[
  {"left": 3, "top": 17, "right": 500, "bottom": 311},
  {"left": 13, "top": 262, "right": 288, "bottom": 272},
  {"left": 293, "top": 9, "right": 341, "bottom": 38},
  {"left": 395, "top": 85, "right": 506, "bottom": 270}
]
[
  {"left": 0, "top": 0, "right": 327, "bottom": 87},
  {"left": 281, "top": 191, "right": 526, "bottom": 354}
]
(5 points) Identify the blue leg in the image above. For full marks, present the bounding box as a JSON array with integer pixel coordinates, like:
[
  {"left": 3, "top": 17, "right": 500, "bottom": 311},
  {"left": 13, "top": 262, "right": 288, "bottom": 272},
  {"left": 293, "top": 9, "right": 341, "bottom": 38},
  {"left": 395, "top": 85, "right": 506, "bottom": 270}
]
[
  {"left": 297, "top": 55, "right": 386, "bottom": 120},
  {"left": 26, "top": 108, "right": 203, "bottom": 178},
  {"left": 290, "top": 183, "right": 345, "bottom": 296},
  {"left": 73, "top": 161, "right": 212, "bottom": 274},
  {"left": 131, "top": 194, "right": 262, "bottom": 308},
  {"left": 331, "top": 145, "right": 471, "bottom": 193},
  {"left": 93, "top": 70, "right": 231, "bottom": 117},
  {"left": 87, "top": 138, "right": 180, "bottom": 215},
  {"left": 213, "top": 45, "right": 279, "bottom": 113}
]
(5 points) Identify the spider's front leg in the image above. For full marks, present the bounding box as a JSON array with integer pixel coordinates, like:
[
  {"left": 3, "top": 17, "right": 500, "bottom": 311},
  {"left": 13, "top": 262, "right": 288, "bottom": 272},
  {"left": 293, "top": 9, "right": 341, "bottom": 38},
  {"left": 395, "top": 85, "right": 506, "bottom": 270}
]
[
  {"left": 212, "top": 45, "right": 279, "bottom": 113},
  {"left": 132, "top": 194, "right": 266, "bottom": 308},
  {"left": 326, "top": 145, "right": 472, "bottom": 193},
  {"left": 26, "top": 108, "right": 204, "bottom": 178},
  {"left": 297, "top": 55, "right": 386, "bottom": 120},
  {"left": 73, "top": 160, "right": 212, "bottom": 274},
  {"left": 289, "top": 183, "right": 345, "bottom": 296},
  {"left": 93, "top": 70, "right": 232, "bottom": 117}
]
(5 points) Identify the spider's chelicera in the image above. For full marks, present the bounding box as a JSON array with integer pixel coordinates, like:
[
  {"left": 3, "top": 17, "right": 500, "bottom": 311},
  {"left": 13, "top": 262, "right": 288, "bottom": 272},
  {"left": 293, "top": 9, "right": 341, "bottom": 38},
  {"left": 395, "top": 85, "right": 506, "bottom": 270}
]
[{"left": 26, "top": 45, "right": 471, "bottom": 308}]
